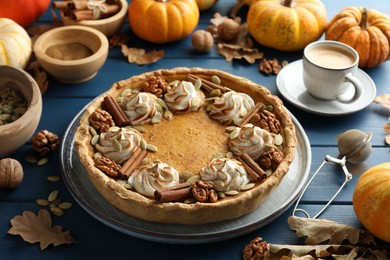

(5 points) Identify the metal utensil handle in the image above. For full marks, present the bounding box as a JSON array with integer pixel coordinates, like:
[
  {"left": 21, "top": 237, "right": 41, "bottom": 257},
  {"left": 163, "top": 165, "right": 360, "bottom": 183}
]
[{"left": 292, "top": 155, "right": 352, "bottom": 219}]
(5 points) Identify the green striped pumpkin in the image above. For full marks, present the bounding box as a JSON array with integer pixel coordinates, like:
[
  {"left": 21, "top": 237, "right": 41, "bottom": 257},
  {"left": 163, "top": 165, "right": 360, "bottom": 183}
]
[{"left": 0, "top": 18, "right": 32, "bottom": 69}]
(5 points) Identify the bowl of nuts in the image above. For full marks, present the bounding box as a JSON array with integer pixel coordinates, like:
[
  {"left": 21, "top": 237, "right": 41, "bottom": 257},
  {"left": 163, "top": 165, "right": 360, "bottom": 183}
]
[
  {"left": 33, "top": 25, "right": 109, "bottom": 84},
  {"left": 0, "top": 65, "right": 42, "bottom": 157}
]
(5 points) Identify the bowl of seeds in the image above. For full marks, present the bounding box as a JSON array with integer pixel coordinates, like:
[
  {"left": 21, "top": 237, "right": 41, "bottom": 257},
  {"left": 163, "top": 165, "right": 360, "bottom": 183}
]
[{"left": 0, "top": 65, "right": 42, "bottom": 157}]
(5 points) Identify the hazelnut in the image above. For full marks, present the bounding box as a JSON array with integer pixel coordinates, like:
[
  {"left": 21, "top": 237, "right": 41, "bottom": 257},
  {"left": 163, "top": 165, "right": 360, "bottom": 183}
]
[
  {"left": 191, "top": 30, "right": 214, "bottom": 53},
  {"left": 217, "top": 19, "right": 240, "bottom": 42},
  {"left": 0, "top": 158, "right": 24, "bottom": 189}
]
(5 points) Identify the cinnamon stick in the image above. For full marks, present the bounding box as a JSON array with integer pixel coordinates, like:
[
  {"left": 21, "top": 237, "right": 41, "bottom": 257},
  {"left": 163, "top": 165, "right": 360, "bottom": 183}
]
[
  {"left": 103, "top": 96, "right": 130, "bottom": 127},
  {"left": 238, "top": 152, "right": 266, "bottom": 181},
  {"left": 187, "top": 74, "right": 227, "bottom": 93},
  {"left": 71, "top": 3, "right": 120, "bottom": 20},
  {"left": 120, "top": 147, "right": 148, "bottom": 177},
  {"left": 154, "top": 182, "right": 192, "bottom": 203},
  {"left": 52, "top": 1, "right": 74, "bottom": 10},
  {"left": 238, "top": 102, "right": 263, "bottom": 127}
]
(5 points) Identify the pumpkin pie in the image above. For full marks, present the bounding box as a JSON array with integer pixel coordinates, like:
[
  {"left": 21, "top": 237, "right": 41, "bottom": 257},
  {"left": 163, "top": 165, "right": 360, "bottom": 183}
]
[{"left": 74, "top": 67, "right": 296, "bottom": 225}]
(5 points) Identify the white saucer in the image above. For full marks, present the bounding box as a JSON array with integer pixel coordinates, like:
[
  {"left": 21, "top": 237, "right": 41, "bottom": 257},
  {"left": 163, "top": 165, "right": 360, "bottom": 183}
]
[{"left": 276, "top": 60, "right": 376, "bottom": 116}]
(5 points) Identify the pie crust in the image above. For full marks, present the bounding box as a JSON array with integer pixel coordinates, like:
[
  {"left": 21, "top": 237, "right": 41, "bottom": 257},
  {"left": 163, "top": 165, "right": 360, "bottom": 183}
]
[{"left": 74, "top": 67, "right": 296, "bottom": 225}]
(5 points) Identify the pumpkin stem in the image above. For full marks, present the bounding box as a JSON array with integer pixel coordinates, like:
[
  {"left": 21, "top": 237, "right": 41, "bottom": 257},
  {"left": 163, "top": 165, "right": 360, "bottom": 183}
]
[
  {"left": 360, "top": 7, "right": 368, "bottom": 30},
  {"left": 282, "top": 0, "right": 293, "bottom": 7}
]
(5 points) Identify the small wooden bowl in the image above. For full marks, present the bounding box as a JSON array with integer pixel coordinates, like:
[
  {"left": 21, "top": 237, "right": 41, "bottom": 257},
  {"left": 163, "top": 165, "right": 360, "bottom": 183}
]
[
  {"left": 33, "top": 25, "right": 109, "bottom": 84},
  {"left": 0, "top": 66, "right": 42, "bottom": 157},
  {"left": 61, "top": 0, "right": 128, "bottom": 37}
]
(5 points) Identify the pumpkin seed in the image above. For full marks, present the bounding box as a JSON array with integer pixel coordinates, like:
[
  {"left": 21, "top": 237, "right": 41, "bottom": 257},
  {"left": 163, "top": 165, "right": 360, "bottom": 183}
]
[
  {"left": 191, "top": 97, "right": 202, "bottom": 108},
  {"left": 226, "top": 152, "right": 233, "bottom": 159},
  {"left": 224, "top": 190, "right": 239, "bottom": 196},
  {"left": 140, "top": 139, "right": 147, "bottom": 150},
  {"left": 50, "top": 198, "right": 61, "bottom": 207},
  {"left": 168, "top": 80, "right": 179, "bottom": 87},
  {"left": 37, "top": 157, "right": 49, "bottom": 166},
  {"left": 240, "top": 183, "right": 255, "bottom": 191},
  {"left": 225, "top": 126, "right": 237, "bottom": 133},
  {"left": 210, "top": 89, "right": 221, "bottom": 97},
  {"left": 265, "top": 105, "right": 273, "bottom": 112},
  {"left": 36, "top": 199, "right": 50, "bottom": 206},
  {"left": 91, "top": 134, "right": 100, "bottom": 145},
  {"left": 94, "top": 152, "right": 103, "bottom": 159},
  {"left": 180, "top": 171, "right": 192, "bottom": 181},
  {"left": 186, "top": 175, "right": 200, "bottom": 184},
  {"left": 282, "top": 60, "right": 289, "bottom": 67},
  {"left": 58, "top": 202, "right": 72, "bottom": 210},
  {"left": 184, "top": 197, "right": 196, "bottom": 204},
  {"left": 212, "top": 153, "right": 223, "bottom": 159},
  {"left": 135, "top": 106, "right": 147, "bottom": 115},
  {"left": 157, "top": 98, "right": 169, "bottom": 110},
  {"left": 151, "top": 114, "right": 162, "bottom": 124},
  {"left": 211, "top": 75, "right": 221, "bottom": 85},
  {"left": 274, "top": 134, "right": 283, "bottom": 146},
  {"left": 50, "top": 207, "right": 64, "bottom": 216},
  {"left": 25, "top": 154, "right": 38, "bottom": 164},
  {"left": 155, "top": 103, "right": 163, "bottom": 112},
  {"left": 14, "top": 107, "right": 26, "bottom": 115},
  {"left": 194, "top": 79, "right": 202, "bottom": 90},
  {"left": 229, "top": 128, "right": 241, "bottom": 139},
  {"left": 146, "top": 144, "right": 158, "bottom": 152},
  {"left": 120, "top": 88, "right": 133, "bottom": 97},
  {"left": 47, "top": 176, "right": 60, "bottom": 182},
  {"left": 243, "top": 123, "right": 254, "bottom": 128},
  {"left": 89, "top": 126, "right": 98, "bottom": 137},
  {"left": 217, "top": 191, "right": 225, "bottom": 199},
  {"left": 112, "top": 138, "right": 122, "bottom": 152},
  {"left": 163, "top": 110, "right": 173, "bottom": 120},
  {"left": 48, "top": 190, "right": 59, "bottom": 202},
  {"left": 108, "top": 126, "right": 121, "bottom": 133}
]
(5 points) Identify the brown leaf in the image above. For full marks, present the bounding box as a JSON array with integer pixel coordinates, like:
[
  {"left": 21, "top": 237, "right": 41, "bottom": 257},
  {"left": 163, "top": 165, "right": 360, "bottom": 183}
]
[
  {"left": 29, "top": 62, "right": 49, "bottom": 95},
  {"left": 121, "top": 45, "right": 164, "bottom": 65},
  {"left": 217, "top": 43, "right": 264, "bottom": 63},
  {"left": 374, "top": 94, "right": 390, "bottom": 111},
  {"left": 288, "top": 216, "right": 375, "bottom": 245},
  {"left": 270, "top": 244, "right": 354, "bottom": 259},
  {"left": 8, "top": 209, "right": 75, "bottom": 250}
]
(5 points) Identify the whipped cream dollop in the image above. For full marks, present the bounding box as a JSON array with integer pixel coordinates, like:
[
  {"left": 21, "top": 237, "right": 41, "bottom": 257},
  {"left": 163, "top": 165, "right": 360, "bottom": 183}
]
[
  {"left": 228, "top": 124, "right": 274, "bottom": 161},
  {"left": 200, "top": 157, "right": 250, "bottom": 192},
  {"left": 164, "top": 80, "right": 205, "bottom": 112},
  {"left": 119, "top": 92, "right": 163, "bottom": 125},
  {"left": 95, "top": 127, "right": 143, "bottom": 164},
  {"left": 128, "top": 162, "right": 180, "bottom": 197},
  {"left": 207, "top": 91, "right": 254, "bottom": 125}
]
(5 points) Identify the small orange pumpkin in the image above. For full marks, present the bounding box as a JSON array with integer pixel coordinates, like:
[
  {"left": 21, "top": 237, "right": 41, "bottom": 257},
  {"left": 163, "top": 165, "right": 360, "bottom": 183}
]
[
  {"left": 247, "top": 0, "right": 327, "bottom": 51},
  {"left": 353, "top": 162, "right": 390, "bottom": 242},
  {"left": 325, "top": 7, "right": 390, "bottom": 68},
  {"left": 128, "top": 0, "right": 200, "bottom": 44},
  {"left": 196, "top": 0, "right": 218, "bottom": 11},
  {"left": 0, "top": 0, "right": 50, "bottom": 28}
]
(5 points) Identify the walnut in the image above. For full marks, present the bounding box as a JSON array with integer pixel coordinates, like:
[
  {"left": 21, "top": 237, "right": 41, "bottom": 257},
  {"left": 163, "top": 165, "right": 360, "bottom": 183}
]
[
  {"left": 191, "top": 30, "right": 214, "bottom": 53},
  {"left": 217, "top": 19, "right": 240, "bottom": 42},
  {"left": 242, "top": 237, "right": 268, "bottom": 260},
  {"left": 191, "top": 180, "right": 218, "bottom": 203},
  {"left": 251, "top": 110, "right": 280, "bottom": 134},
  {"left": 141, "top": 75, "right": 169, "bottom": 98},
  {"left": 259, "top": 58, "right": 281, "bottom": 75},
  {"left": 0, "top": 158, "right": 23, "bottom": 189},
  {"left": 258, "top": 149, "right": 284, "bottom": 170},
  {"left": 94, "top": 157, "right": 122, "bottom": 179},
  {"left": 89, "top": 108, "right": 115, "bottom": 133},
  {"left": 32, "top": 130, "right": 60, "bottom": 156}
]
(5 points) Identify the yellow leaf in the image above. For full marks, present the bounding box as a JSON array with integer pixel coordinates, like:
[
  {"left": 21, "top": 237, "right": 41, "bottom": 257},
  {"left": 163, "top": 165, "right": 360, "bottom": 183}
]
[{"left": 8, "top": 209, "right": 75, "bottom": 250}]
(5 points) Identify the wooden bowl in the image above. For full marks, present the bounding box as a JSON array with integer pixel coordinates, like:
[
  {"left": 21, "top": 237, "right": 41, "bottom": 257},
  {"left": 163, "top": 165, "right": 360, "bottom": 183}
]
[
  {"left": 33, "top": 25, "right": 109, "bottom": 84},
  {"left": 0, "top": 65, "right": 42, "bottom": 157},
  {"left": 61, "top": 0, "right": 128, "bottom": 37}
]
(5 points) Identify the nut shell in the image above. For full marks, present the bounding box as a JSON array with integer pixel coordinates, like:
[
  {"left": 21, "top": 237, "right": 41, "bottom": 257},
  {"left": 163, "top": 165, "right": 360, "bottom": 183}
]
[
  {"left": 217, "top": 19, "right": 240, "bottom": 42},
  {"left": 191, "top": 30, "right": 214, "bottom": 53},
  {"left": 0, "top": 158, "right": 24, "bottom": 188}
]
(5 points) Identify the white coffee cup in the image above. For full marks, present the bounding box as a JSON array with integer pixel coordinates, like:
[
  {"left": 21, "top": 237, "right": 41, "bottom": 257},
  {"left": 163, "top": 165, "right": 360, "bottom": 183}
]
[{"left": 302, "top": 40, "right": 362, "bottom": 103}]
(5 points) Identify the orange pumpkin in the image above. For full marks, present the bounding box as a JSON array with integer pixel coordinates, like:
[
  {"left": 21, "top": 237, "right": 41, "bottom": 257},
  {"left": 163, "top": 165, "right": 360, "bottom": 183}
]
[
  {"left": 247, "top": 0, "right": 327, "bottom": 51},
  {"left": 128, "top": 0, "right": 200, "bottom": 44},
  {"left": 196, "top": 0, "right": 218, "bottom": 11},
  {"left": 325, "top": 7, "right": 390, "bottom": 68},
  {"left": 353, "top": 162, "right": 390, "bottom": 242},
  {"left": 0, "top": 0, "right": 50, "bottom": 28}
]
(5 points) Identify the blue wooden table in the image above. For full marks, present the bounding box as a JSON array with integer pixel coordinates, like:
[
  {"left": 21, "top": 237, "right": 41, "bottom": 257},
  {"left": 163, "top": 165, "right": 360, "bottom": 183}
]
[{"left": 1, "top": 0, "right": 389, "bottom": 259}]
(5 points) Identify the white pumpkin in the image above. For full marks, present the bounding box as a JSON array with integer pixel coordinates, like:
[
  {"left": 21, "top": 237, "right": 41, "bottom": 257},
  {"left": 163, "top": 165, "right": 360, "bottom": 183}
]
[{"left": 0, "top": 18, "right": 32, "bottom": 69}]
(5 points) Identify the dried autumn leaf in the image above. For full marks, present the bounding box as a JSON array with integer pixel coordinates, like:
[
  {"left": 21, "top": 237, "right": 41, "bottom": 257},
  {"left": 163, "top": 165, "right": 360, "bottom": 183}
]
[
  {"left": 288, "top": 216, "right": 375, "bottom": 245},
  {"left": 269, "top": 244, "right": 354, "bottom": 259},
  {"left": 121, "top": 45, "right": 165, "bottom": 65},
  {"left": 210, "top": 12, "right": 241, "bottom": 28},
  {"left": 374, "top": 94, "right": 390, "bottom": 111},
  {"left": 30, "top": 62, "right": 49, "bottom": 94},
  {"left": 8, "top": 209, "right": 75, "bottom": 250},
  {"left": 217, "top": 43, "right": 264, "bottom": 63}
]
